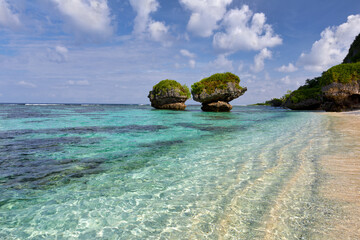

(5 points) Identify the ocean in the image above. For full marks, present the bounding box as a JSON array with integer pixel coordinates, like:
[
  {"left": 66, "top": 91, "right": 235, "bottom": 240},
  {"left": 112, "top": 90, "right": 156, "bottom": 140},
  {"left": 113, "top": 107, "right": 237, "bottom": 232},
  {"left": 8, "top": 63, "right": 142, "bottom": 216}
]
[{"left": 0, "top": 104, "right": 348, "bottom": 239}]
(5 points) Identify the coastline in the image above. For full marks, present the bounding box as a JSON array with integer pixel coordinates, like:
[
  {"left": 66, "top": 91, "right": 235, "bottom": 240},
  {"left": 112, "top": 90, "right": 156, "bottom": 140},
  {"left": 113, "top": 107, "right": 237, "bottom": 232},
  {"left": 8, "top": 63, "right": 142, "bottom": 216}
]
[{"left": 320, "top": 111, "right": 360, "bottom": 238}]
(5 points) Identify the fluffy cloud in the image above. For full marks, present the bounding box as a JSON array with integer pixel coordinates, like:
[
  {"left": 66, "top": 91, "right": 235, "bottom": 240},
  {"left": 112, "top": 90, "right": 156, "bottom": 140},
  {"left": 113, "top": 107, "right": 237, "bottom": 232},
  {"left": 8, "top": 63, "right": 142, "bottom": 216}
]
[
  {"left": 180, "top": 0, "right": 232, "bottom": 37},
  {"left": 129, "top": 0, "right": 170, "bottom": 44},
  {"left": 148, "top": 21, "right": 169, "bottom": 43},
  {"left": 213, "top": 5, "right": 282, "bottom": 52},
  {"left": 130, "top": 0, "right": 158, "bottom": 34},
  {"left": 251, "top": 48, "right": 272, "bottom": 72},
  {"left": 179, "top": 49, "right": 196, "bottom": 68},
  {"left": 280, "top": 75, "right": 291, "bottom": 84},
  {"left": 209, "top": 54, "right": 233, "bottom": 71},
  {"left": 180, "top": 49, "right": 196, "bottom": 58},
  {"left": 51, "top": 0, "right": 113, "bottom": 41},
  {"left": 276, "top": 63, "right": 298, "bottom": 73},
  {"left": 298, "top": 14, "right": 360, "bottom": 72},
  {"left": 0, "top": 0, "right": 21, "bottom": 30},
  {"left": 47, "top": 46, "right": 69, "bottom": 63}
]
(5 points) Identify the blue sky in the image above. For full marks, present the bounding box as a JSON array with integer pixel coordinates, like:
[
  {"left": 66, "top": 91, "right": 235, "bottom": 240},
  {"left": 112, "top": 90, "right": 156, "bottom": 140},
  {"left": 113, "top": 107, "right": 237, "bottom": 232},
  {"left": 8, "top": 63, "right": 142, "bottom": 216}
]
[{"left": 0, "top": 0, "right": 360, "bottom": 104}]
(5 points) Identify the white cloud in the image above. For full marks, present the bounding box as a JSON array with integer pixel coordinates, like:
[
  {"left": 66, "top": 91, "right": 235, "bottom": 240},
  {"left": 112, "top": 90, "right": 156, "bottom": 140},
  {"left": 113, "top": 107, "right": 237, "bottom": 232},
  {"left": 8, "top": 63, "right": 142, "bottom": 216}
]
[
  {"left": 17, "top": 81, "right": 36, "bottom": 88},
  {"left": 148, "top": 21, "right": 169, "bottom": 43},
  {"left": 180, "top": 49, "right": 196, "bottom": 58},
  {"left": 209, "top": 54, "right": 233, "bottom": 71},
  {"left": 47, "top": 45, "right": 69, "bottom": 63},
  {"left": 213, "top": 5, "right": 282, "bottom": 52},
  {"left": 180, "top": 0, "right": 232, "bottom": 37},
  {"left": 67, "top": 80, "right": 90, "bottom": 86},
  {"left": 0, "top": 0, "right": 21, "bottom": 30},
  {"left": 276, "top": 63, "right": 298, "bottom": 73},
  {"left": 251, "top": 48, "right": 272, "bottom": 72},
  {"left": 189, "top": 59, "right": 196, "bottom": 68},
  {"left": 280, "top": 75, "right": 291, "bottom": 84},
  {"left": 129, "top": 0, "right": 170, "bottom": 44},
  {"left": 298, "top": 14, "right": 360, "bottom": 72},
  {"left": 51, "top": 0, "right": 113, "bottom": 41},
  {"left": 130, "top": 0, "right": 158, "bottom": 34}
]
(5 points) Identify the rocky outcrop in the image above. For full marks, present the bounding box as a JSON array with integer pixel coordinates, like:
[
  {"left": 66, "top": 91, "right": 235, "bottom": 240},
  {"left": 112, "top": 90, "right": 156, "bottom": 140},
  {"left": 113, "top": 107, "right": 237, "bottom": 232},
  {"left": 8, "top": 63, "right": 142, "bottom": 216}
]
[
  {"left": 192, "top": 82, "right": 247, "bottom": 104},
  {"left": 201, "top": 101, "right": 232, "bottom": 112},
  {"left": 321, "top": 81, "right": 360, "bottom": 111},
  {"left": 284, "top": 97, "right": 322, "bottom": 110},
  {"left": 148, "top": 88, "right": 188, "bottom": 110},
  {"left": 282, "top": 78, "right": 360, "bottom": 112},
  {"left": 277, "top": 33, "right": 360, "bottom": 112},
  {"left": 148, "top": 80, "right": 190, "bottom": 110},
  {"left": 193, "top": 82, "right": 247, "bottom": 112},
  {"left": 191, "top": 72, "right": 247, "bottom": 112}
]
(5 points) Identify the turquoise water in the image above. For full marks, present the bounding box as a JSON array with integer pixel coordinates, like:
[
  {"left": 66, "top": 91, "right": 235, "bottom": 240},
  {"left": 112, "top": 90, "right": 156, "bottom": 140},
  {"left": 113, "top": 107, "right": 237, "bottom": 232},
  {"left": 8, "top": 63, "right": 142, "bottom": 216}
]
[{"left": 0, "top": 104, "right": 340, "bottom": 239}]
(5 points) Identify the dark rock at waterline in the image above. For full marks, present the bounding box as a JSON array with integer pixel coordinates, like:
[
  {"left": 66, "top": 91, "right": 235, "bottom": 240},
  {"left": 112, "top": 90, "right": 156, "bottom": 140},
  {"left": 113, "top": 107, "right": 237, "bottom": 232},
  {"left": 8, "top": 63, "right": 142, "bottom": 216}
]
[
  {"left": 321, "top": 81, "right": 360, "bottom": 111},
  {"left": 150, "top": 101, "right": 187, "bottom": 110},
  {"left": 201, "top": 101, "right": 233, "bottom": 112},
  {"left": 283, "top": 97, "right": 322, "bottom": 110}
]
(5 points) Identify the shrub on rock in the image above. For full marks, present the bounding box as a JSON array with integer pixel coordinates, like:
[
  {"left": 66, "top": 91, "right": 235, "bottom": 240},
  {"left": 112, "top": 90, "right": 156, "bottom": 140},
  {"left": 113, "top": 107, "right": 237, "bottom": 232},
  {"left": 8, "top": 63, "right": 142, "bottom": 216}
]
[
  {"left": 148, "top": 80, "right": 190, "bottom": 110},
  {"left": 191, "top": 72, "right": 247, "bottom": 112}
]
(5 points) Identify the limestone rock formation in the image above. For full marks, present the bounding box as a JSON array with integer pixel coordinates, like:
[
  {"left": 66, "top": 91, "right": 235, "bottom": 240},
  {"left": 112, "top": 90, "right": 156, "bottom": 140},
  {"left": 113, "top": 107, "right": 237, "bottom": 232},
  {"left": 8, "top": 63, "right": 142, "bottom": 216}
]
[
  {"left": 321, "top": 81, "right": 360, "bottom": 112},
  {"left": 284, "top": 97, "right": 322, "bottom": 110},
  {"left": 148, "top": 80, "right": 190, "bottom": 110},
  {"left": 192, "top": 82, "right": 247, "bottom": 104},
  {"left": 201, "top": 101, "right": 232, "bottom": 112},
  {"left": 191, "top": 72, "right": 247, "bottom": 112},
  {"left": 272, "top": 33, "right": 360, "bottom": 112}
]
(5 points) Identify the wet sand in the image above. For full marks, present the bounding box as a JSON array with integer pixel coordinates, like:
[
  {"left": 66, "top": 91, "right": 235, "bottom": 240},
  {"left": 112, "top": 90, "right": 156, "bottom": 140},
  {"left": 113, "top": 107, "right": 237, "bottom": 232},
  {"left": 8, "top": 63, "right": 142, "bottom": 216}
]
[{"left": 321, "top": 112, "right": 360, "bottom": 239}]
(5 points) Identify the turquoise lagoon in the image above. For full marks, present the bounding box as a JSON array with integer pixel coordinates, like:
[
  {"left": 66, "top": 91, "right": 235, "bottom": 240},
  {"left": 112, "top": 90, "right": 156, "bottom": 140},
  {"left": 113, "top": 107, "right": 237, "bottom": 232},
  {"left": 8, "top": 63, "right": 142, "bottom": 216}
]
[{"left": 0, "top": 104, "right": 344, "bottom": 239}]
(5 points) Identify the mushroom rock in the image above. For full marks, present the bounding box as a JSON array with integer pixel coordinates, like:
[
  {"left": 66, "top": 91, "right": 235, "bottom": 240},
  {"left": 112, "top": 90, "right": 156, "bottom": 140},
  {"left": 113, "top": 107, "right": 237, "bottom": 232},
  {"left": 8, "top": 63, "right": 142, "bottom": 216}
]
[
  {"left": 191, "top": 72, "right": 247, "bottom": 112},
  {"left": 148, "top": 80, "right": 190, "bottom": 110}
]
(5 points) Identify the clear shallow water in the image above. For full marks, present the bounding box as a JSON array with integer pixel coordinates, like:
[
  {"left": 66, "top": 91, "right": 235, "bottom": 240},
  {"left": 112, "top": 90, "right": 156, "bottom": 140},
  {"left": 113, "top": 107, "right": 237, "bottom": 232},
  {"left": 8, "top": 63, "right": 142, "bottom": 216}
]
[{"left": 0, "top": 104, "right": 340, "bottom": 239}]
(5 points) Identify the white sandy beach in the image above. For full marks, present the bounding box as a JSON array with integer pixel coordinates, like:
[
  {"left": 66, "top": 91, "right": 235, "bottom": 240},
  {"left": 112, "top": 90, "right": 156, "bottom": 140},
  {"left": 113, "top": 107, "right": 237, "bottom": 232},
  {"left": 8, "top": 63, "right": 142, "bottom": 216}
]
[{"left": 321, "top": 111, "right": 360, "bottom": 239}]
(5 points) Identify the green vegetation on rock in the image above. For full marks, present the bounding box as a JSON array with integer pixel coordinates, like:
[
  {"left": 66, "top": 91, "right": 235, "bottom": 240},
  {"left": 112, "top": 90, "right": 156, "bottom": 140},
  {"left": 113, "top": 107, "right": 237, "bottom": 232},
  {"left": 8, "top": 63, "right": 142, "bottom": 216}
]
[
  {"left": 271, "top": 33, "right": 360, "bottom": 111},
  {"left": 152, "top": 79, "right": 191, "bottom": 99},
  {"left": 263, "top": 90, "right": 292, "bottom": 106},
  {"left": 191, "top": 72, "right": 243, "bottom": 95},
  {"left": 320, "top": 62, "right": 360, "bottom": 86},
  {"left": 276, "top": 63, "right": 360, "bottom": 106},
  {"left": 290, "top": 88, "right": 322, "bottom": 104},
  {"left": 343, "top": 34, "right": 360, "bottom": 63},
  {"left": 288, "top": 78, "right": 322, "bottom": 104}
]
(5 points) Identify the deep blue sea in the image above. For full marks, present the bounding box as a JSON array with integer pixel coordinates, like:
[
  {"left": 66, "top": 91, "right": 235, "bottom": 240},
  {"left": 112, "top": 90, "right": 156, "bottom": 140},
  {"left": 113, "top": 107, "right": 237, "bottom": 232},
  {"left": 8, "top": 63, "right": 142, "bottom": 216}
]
[{"left": 0, "top": 104, "right": 346, "bottom": 239}]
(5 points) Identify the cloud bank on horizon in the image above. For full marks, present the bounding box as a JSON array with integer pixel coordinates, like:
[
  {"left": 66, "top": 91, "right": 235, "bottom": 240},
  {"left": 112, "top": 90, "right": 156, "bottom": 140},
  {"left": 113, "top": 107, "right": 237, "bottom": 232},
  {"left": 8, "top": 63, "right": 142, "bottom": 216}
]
[{"left": 0, "top": 0, "right": 359, "bottom": 104}]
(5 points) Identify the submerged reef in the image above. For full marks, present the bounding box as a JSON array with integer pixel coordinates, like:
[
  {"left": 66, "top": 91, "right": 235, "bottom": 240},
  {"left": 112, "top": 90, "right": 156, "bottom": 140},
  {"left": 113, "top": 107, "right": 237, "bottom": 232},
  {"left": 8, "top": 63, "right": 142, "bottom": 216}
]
[
  {"left": 191, "top": 72, "right": 247, "bottom": 112},
  {"left": 148, "top": 80, "right": 191, "bottom": 110}
]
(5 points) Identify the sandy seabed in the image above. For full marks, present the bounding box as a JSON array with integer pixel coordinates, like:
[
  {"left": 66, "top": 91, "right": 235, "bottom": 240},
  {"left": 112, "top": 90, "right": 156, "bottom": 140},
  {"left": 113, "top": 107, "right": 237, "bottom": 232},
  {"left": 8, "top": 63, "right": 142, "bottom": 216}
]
[{"left": 321, "top": 111, "right": 360, "bottom": 239}]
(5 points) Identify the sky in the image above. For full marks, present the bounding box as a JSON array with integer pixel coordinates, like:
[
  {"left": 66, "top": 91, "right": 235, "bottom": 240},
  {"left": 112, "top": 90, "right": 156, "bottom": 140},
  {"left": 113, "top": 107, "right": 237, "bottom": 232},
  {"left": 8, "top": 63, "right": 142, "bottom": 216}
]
[{"left": 0, "top": 0, "right": 360, "bottom": 104}]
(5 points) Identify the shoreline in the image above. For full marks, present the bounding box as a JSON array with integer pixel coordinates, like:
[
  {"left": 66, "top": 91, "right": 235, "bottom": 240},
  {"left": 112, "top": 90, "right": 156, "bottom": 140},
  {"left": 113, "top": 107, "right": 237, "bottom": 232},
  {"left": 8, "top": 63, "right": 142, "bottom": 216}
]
[{"left": 320, "top": 112, "right": 360, "bottom": 238}]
